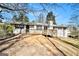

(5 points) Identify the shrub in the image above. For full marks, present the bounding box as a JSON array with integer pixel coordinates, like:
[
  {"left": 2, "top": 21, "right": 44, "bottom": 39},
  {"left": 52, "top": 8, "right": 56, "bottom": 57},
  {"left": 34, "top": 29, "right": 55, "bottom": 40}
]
[
  {"left": 0, "top": 23, "right": 6, "bottom": 38},
  {"left": 6, "top": 25, "right": 14, "bottom": 35}
]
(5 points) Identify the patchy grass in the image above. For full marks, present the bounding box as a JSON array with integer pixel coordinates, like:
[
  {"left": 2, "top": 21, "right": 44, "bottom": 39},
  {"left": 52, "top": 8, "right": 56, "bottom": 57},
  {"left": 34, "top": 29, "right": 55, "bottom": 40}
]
[{"left": 57, "top": 37, "right": 79, "bottom": 49}]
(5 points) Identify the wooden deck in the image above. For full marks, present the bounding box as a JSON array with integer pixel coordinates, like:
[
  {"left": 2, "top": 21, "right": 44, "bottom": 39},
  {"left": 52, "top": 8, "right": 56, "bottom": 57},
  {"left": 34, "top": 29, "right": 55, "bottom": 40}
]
[{"left": 0, "top": 34, "right": 79, "bottom": 56}]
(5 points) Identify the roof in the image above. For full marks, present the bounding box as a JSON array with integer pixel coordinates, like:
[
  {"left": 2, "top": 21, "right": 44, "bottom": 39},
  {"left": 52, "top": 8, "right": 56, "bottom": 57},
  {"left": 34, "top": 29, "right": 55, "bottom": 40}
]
[
  {"left": 47, "top": 24, "right": 67, "bottom": 28},
  {"left": 10, "top": 22, "right": 67, "bottom": 28},
  {"left": 27, "top": 22, "right": 48, "bottom": 26}
]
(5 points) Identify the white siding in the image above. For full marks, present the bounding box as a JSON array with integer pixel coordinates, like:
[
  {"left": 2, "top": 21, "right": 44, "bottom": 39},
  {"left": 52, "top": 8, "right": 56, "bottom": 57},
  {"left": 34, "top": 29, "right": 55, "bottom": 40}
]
[
  {"left": 57, "top": 28, "right": 64, "bottom": 37},
  {"left": 13, "top": 25, "right": 26, "bottom": 34},
  {"left": 48, "top": 20, "right": 53, "bottom": 29},
  {"left": 64, "top": 29, "right": 70, "bottom": 37},
  {"left": 13, "top": 29, "right": 20, "bottom": 34},
  {"left": 29, "top": 25, "right": 36, "bottom": 33},
  {"left": 29, "top": 25, "right": 43, "bottom": 34}
]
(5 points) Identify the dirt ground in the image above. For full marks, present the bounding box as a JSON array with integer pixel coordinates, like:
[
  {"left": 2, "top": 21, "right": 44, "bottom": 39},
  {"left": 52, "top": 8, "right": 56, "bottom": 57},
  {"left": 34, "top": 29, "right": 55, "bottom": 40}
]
[{"left": 2, "top": 35, "right": 79, "bottom": 56}]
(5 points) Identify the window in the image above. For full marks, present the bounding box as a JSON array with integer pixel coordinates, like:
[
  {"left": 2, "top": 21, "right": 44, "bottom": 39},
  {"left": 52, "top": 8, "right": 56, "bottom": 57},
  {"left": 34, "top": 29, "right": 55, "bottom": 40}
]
[
  {"left": 30, "top": 25, "right": 34, "bottom": 28},
  {"left": 44, "top": 26, "right": 47, "bottom": 30},
  {"left": 15, "top": 24, "right": 24, "bottom": 29},
  {"left": 37, "top": 25, "right": 42, "bottom": 30}
]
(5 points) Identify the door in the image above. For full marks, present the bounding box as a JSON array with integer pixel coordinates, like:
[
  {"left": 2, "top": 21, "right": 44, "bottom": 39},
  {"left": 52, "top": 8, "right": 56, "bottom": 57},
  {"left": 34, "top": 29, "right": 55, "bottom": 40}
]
[{"left": 26, "top": 25, "right": 29, "bottom": 32}]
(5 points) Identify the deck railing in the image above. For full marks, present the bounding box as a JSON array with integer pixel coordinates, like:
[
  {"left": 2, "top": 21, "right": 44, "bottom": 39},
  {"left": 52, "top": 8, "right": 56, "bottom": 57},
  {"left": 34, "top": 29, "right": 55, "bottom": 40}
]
[{"left": 25, "top": 29, "right": 57, "bottom": 37}]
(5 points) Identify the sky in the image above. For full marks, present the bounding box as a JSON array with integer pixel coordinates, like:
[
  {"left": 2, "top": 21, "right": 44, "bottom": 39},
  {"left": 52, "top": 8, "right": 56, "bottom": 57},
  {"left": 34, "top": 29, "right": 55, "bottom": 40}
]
[
  {"left": 26, "top": 3, "right": 73, "bottom": 25},
  {"left": 1, "top": 3, "right": 76, "bottom": 25}
]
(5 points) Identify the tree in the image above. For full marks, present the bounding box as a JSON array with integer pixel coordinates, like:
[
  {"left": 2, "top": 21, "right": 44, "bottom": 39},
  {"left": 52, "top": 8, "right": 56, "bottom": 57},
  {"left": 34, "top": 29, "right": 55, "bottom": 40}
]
[
  {"left": 0, "top": 7, "right": 4, "bottom": 22},
  {"left": 38, "top": 13, "right": 44, "bottom": 23},
  {"left": 24, "top": 16, "right": 29, "bottom": 22},
  {"left": 0, "top": 19, "right": 2, "bottom": 23},
  {"left": 0, "top": 3, "right": 30, "bottom": 22},
  {"left": 32, "top": 20, "right": 35, "bottom": 23},
  {"left": 12, "top": 15, "right": 18, "bottom": 22},
  {"left": 69, "top": 3, "right": 79, "bottom": 28},
  {"left": 70, "top": 15, "right": 79, "bottom": 27},
  {"left": 12, "top": 10, "right": 29, "bottom": 23},
  {"left": 46, "top": 11, "right": 56, "bottom": 24},
  {"left": 69, "top": 14, "right": 79, "bottom": 38},
  {"left": 0, "top": 3, "right": 66, "bottom": 23},
  {"left": 18, "top": 11, "right": 29, "bottom": 23},
  {"left": 19, "top": 11, "right": 24, "bottom": 22},
  {"left": 6, "top": 25, "right": 14, "bottom": 35},
  {"left": 0, "top": 24, "right": 5, "bottom": 37}
]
